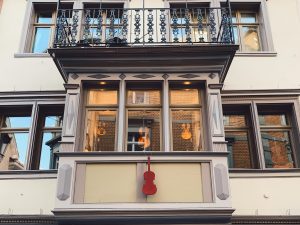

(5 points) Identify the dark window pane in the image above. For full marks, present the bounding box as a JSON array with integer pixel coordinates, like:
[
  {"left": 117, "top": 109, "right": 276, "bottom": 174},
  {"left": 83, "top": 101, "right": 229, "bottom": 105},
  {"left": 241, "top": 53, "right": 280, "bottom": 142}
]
[
  {"left": 259, "top": 113, "right": 288, "bottom": 126},
  {"left": 0, "top": 133, "right": 29, "bottom": 170},
  {"left": 2, "top": 116, "right": 31, "bottom": 128},
  {"left": 32, "top": 27, "right": 51, "bottom": 53},
  {"left": 226, "top": 131, "right": 252, "bottom": 168},
  {"left": 36, "top": 11, "right": 52, "bottom": 23},
  {"left": 84, "top": 111, "right": 117, "bottom": 152},
  {"left": 127, "top": 110, "right": 161, "bottom": 151},
  {"left": 172, "top": 110, "right": 202, "bottom": 151},
  {"left": 39, "top": 132, "right": 61, "bottom": 170},
  {"left": 262, "top": 131, "right": 294, "bottom": 168}
]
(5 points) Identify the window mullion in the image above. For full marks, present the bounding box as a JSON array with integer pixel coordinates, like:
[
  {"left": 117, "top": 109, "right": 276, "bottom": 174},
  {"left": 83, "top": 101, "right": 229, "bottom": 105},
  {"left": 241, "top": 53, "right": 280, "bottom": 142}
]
[
  {"left": 117, "top": 79, "right": 126, "bottom": 152},
  {"left": 163, "top": 79, "right": 170, "bottom": 152}
]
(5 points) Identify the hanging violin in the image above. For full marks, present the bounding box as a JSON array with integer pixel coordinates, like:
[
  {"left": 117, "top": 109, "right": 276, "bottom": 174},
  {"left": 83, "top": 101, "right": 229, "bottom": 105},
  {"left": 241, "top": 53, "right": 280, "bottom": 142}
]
[{"left": 142, "top": 156, "right": 157, "bottom": 195}]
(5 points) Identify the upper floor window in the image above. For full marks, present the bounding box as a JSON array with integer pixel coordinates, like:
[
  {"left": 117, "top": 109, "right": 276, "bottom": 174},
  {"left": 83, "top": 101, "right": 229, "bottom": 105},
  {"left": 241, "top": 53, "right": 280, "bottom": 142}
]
[
  {"left": 223, "top": 103, "right": 300, "bottom": 169},
  {"left": 232, "top": 10, "right": 261, "bottom": 51},
  {"left": 0, "top": 104, "right": 64, "bottom": 171}
]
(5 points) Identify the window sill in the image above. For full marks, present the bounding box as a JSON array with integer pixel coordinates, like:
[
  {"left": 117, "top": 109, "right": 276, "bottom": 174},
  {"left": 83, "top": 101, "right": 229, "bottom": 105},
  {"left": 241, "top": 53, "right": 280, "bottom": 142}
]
[
  {"left": 229, "top": 168, "right": 300, "bottom": 178},
  {"left": 0, "top": 170, "right": 57, "bottom": 179},
  {"left": 14, "top": 53, "right": 51, "bottom": 58},
  {"left": 235, "top": 51, "right": 277, "bottom": 57}
]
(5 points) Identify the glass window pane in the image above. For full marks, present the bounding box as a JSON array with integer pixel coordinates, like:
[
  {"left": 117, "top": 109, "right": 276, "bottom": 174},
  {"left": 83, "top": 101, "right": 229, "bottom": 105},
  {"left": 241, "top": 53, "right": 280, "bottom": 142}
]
[
  {"left": 226, "top": 131, "right": 252, "bottom": 168},
  {"left": 231, "top": 11, "right": 237, "bottom": 23},
  {"left": 105, "top": 28, "right": 122, "bottom": 40},
  {"left": 2, "top": 116, "right": 31, "bottom": 128},
  {"left": 232, "top": 26, "right": 239, "bottom": 44},
  {"left": 36, "top": 11, "right": 52, "bottom": 23},
  {"left": 84, "top": 110, "right": 117, "bottom": 152},
  {"left": 261, "top": 131, "right": 294, "bottom": 168},
  {"left": 88, "top": 89, "right": 118, "bottom": 105},
  {"left": 0, "top": 133, "right": 29, "bottom": 170},
  {"left": 242, "top": 26, "right": 260, "bottom": 51},
  {"left": 45, "top": 116, "right": 63, "bottom": 127},
  {"left": 170, "top": 89, "right": 200, "bottom": 105},
  {"left": 127, "top": 90, "right": 161, "bottom": 105},
  {"left": 39, "top": 132, "right": 61, "bottom": 170},
  {"left": 32, "top": 27, "right": 51, "bottom": 53},
  {"left": 258, "top": 113, "right": 288, "bottom": 126},
  {"left": 223, "top": 115, "right": 247, "bottom": 127},
  {"left": 171, "top": 110, "right": 202, "bottom": 151},
  {"left": 127, "top": 110, "right": 160, "bottom": 151},
  {"left": 240, "top": 13, "right": 256, "bottom": 23}
]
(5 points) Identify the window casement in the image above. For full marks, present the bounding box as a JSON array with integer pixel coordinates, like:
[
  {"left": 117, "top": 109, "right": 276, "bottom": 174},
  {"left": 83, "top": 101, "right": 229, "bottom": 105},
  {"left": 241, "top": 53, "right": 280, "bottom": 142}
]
[
  {"left": 169, "top": 82, "right": 203, "bottom": 151},
  {"left": 222, "top": 102, "right": 300, "bottom": 169},
  {"left": 0, "top": 104, "right": 64, "bottom": 171},
  {"left": 83, "top": 82, "right": 119, "bottom": 152},
  {"left": 24, "top": 2, "right": 73, "bottom": 53},
  {"left": 223, "top": 105, "right": 258, "bottom": 169},
  {"left": 125, "top": 82, "right": 162, "bottom": 152},
  {"left": 169, "top": 3, "right": 209, "bottom": 43},
  {"left": 82, "top": 3, "right": 124, "bottom": 45}
]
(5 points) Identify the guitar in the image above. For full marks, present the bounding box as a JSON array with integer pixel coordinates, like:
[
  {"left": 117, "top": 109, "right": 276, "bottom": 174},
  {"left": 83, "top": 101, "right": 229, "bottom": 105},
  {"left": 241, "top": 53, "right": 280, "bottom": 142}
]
[{"left": 181, "top": 123, "right": 192, "bottom": 140}]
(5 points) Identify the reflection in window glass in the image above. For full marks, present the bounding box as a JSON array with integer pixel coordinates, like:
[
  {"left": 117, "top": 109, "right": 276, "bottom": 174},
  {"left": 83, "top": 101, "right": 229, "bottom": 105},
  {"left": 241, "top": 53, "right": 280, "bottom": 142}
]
[
  {"left": 39, "top": 132, "right": 61, "bottom": 169},
  {"left": 171, "top": 110, "right": 202, "bottom": 151},
  {"left": 45, "top": 116, "right": 63, "bottom": 127},
  {"left": 242, "top": 26, "right": 260, "bottom": 51},
  {"left": 84, "top": 110, "right": 117, "bottom": 151},
  {"left": 223, "top": 115, "right": 246, "bottom": 127},
  {"left": 3, "top": 116, "right": 31, "bottom": 128},
  {"left": 0, "top": 133, "right": 29, "bottom": 170},
  {"left": 240, "top": 13, "right": 256, "bottom": 23},
  {"left": 88, "top": 90, "right": 118, "bottom": 105},
  {"left": 127, "top": 110, "right": 160, "bottom": 151},
  {"left": 170, "top": 89, "right": 200, "bottom": 105},
  {"left": 127, "top": 90, "right": 160, "bottom": 105},
  {"left": 36, "top": 11, "right": 52, "bottom": 23},
  {"left": 262, "top": 131, "right": 294, "bottom": 168},
  {"left": 259, "top": 113, "right": 288, "bottom": 126},
  {"left": 226, "top": 131, "right": 252, "bottom": 168},
  {"left": 32, "top": 27, "right": 51, "bottom": 53}
]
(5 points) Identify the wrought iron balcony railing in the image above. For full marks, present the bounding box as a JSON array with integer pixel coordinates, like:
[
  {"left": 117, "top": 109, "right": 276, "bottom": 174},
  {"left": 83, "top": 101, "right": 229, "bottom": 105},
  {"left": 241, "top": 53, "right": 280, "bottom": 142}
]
[{"left": 54, "top": 5, "right": 234, "bottom": 48}]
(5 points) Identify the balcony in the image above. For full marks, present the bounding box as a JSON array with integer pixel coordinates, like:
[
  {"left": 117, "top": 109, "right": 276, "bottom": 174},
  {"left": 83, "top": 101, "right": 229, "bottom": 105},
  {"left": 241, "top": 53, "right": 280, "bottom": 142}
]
[{"left": 48, "top": 3, "right": 238, "bottom": 82}]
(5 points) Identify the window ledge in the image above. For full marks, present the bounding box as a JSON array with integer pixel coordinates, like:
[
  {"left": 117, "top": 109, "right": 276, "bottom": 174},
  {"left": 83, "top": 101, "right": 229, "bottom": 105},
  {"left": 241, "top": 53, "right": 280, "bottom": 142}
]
[
  {"left": 14, "top": 53, "right": 51, "bottom": 58},
  {"left": 0, "top": 170, "right": 57, "bottom": 179},
  {"left": 229, "top": 168, "right": 300, "bottom": 178},
  {"left": 235, "top": 51, "right": 277, "bottom": 57}
]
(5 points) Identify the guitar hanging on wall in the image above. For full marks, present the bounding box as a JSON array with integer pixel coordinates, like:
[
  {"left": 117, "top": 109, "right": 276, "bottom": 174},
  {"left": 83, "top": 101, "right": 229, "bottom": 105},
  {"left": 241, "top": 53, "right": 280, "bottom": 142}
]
[{"left": 142, "top": 156, "right": 157, "bottom": 195}]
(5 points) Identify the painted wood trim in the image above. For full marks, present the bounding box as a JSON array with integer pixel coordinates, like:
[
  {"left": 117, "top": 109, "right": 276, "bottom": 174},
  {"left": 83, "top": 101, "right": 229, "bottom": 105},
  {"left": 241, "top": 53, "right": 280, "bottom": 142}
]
[
  {"left": 136, "top": 163, "right": 146, "bottom": 202},
  {"left": 73, "top": 163, "right": 86, "bottom": 204},
  {"left": 201, "top": 163, "right": 213, "bottom": 203}
]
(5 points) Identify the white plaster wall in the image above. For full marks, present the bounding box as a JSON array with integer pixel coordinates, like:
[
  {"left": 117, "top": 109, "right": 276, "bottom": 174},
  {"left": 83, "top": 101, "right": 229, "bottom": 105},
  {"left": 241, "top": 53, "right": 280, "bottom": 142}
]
[
  {"left": 0, "top": 178, "right": 56, "bottom": 215},
  {"left": 230, "top": 175, "right": 300, "bottom": 215},
  {"left": 224, "top": 0, "right": 300, "bottom": 90},
  {"left": 0, "top": 0, "right": 64, "bottom": 92}
]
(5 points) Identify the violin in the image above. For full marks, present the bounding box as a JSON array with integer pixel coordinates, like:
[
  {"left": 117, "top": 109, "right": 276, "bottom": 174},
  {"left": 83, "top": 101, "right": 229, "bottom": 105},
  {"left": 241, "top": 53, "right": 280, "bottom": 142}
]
[{"left": 142, "top": 156, "right": 157, "bottom": 195}]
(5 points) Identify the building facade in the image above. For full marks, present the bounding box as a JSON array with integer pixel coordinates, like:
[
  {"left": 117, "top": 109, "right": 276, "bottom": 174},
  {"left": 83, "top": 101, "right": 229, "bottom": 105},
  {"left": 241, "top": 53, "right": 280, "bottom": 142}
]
[{"left": 0, "top": 0, "right": 300, "bottom": 224}]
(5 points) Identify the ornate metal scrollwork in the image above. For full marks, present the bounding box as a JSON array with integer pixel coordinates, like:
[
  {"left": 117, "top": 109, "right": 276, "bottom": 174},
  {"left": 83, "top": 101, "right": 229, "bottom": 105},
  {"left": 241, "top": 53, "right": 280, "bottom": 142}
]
[
  {"left": 71, "top": 10, "right": 79, "bottom": 46},
  {"left": 171, "top": 9, "right": 179, "bottom": 43},
  {"left": 220, "top": 8, "right": 231, "bottom": 43},
  {"left": 184, "top": 9, "right": 191, "bottom": 43},
  {"left": 134, "top": 10, "right": 141, "bottom": 43},
  {"left": 83, "top": 9, "right": 91, "bottom": 44},
  {"left": 108, "top": 10, "right": 116, "bottom": 40},
  {"left": 121, "top": 10, "right": 128, "bottom": 42},
  {"left": 197, "top": 9, "right": 205, "bottom": 42},
  {"left": 147, "top": 10, "right": 154, "bottom": 43},
  {"left": 95, "top": 9, "right": 103, "bottom": 45},
  {"left": 160, "top": 9, "right": 167, "bottom": 43},
  {"left": 56, "top": 10, "right": 67, "bottom": 46},
  {"left": 209, "top": 9, "right": 217, "bottom": 42}
]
